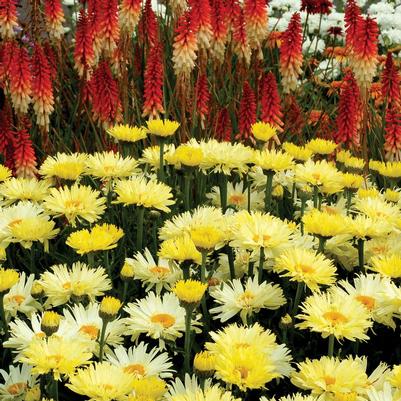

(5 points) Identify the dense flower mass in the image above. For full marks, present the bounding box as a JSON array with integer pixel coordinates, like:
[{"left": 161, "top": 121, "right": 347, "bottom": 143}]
[{"left": 2, "top": 0, "right": 401, "bottom": 400}]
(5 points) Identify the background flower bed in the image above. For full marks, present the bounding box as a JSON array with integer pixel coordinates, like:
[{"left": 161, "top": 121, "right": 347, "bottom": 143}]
[{"left": 2, "top": 0, "right": 401, "bottom": 400}]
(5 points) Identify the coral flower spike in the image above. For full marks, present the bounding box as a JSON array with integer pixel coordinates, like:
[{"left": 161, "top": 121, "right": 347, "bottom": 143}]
[
  {"left": 279, "top": 12, "right": 303, "bottom": 94},
  {"left": 0, "top": 0, "right": 19, "bottom": 39}
]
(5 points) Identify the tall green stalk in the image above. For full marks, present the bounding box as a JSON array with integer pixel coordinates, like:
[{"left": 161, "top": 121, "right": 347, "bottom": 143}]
[
  {"left": 357, "top": 239, "right": 365, "bottom": 272},
  {"left": 0, "top": 294, "right": 8, "bottom": 338},
  {"left": 98, "top": 319, "right": 108, "bottom": 362},
  {"left": 258, "top": 247, "right": 265, "bottom": 284},
  {"left": 264, "top": 171, "right": 274, "bottom": 212},
  {"left": 184, "top": 307, "right": 193, "bottom": 373},
  {"left": 158, "top": 138, "right": 165, "bottom": 183},
  {"left": 328, "top": 334, "right": 335, "bottom": 357},
  {"left": 219, "top": 173, "right": 228, "bottom": 213},
  {"left": 136, "top": 206, "right": 145, "bottom": 250}
]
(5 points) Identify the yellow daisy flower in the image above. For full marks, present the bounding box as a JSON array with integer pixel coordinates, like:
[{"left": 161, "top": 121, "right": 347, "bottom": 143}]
[
  {"left": 39, "top": 262, "right": 111, "bottom": 307},
  {"left": 291, "top": 356, "right": 369, "bottom": 400},
  {"left": 114, "top": 176, "right": 175, "bottom": 212},
  {"left": 305, "top": 138, "right": 337, "bottom": 155},
  {"left": 85, "top": 151, "right": 138, "bottom": 180},
  {"left": 146, "top": 119, "right": 180, "bottom": 137},
  {"left": 251, "top": 122, "right": 277, "bottom": 142},
  {"left": 295, "top": 159, "right": 344, "bottom": 195},
  {"left": 66, "top": 224, "right": 124, "bottom": 255},
  {"left": 39, "top": 153, "right": 88, "bottom": 181},
  {"left": 296, "top": 289, "right": 372, "bottom": 341},
  {"left": 0, "top": 178, "right": 52, "bottom": 205},
  {"left": 199, "top": 140, "right": 254, "bottom": 175},
  {"left": 43, "top": 184, "right": 106, "bottom": 226},
  {"left": 370, "top": 254, "right": 401, "bottom": 279},
  {"left": 214, "top": 345, "right": 279, "bottom": 390},
  {"left": 282, "top": 142, "right": 313, "bottom": 162},
  {"left": 158, "top": 236, "right": 202, "bottom": 264},
  {"left": 20, "top": 336, "right": 92, "bottom": 380},
  {"left": 253, "top": 149, "right": 294, "bottom": 172},
  {"left": 0, "top": 165, "right": 12, "bottom": 182},
  {"left": 174, "top": 144, "right": 204, "bottom": 167},
  {"left": 302, "top": 209, "right": 350, "bottom": 238},
  {"left": 172, "top": 279, "right": 208, "bottom": 306},
  {"left": 67, "top": 362, "right": 134, "bottom": 400},
  {"left": 340, "top": 173, "right": 364, "bottom": 190},
  {"left": 0, "top": 269, "right": 19, "bottom": 293},
  {"left": 378, "top": 161, "right": 401, "bottom": 179},
  {"left": 107, "top": 124, "right": 147, "bottom": 142},
  {"left": 274, "top": 248, "right": 337, "bottom": 291}
]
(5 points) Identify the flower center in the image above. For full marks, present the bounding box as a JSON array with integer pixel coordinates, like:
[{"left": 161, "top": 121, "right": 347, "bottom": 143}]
[
  {"left": 7, "top": 382, "right": 26, "bottom": 395},
  {"left": 8, "top": 219, "right": 22, "bottom": 228},
  {"left": 8, "top": 295, "right": 25, "bottom": 305},
  {"left": 65, "top": 200, "right": 83, "bottom": 209},
  {"left": 323, "top": 311, "right": 348, "bottom": 325},
  {"left": 252, "top": 234, "right": 271, "bottom": 245},
  {"left": 123, "top": 363, "right": 146, "bottom": 376},
  {"left": 312, "top": 173, "right": 321, "bottom": 182},
  {"left": 238, "top": 290, "right": 255, "bottom": 307},
  {"left": 236, "top": 366, "right": 249, "bottom": 380},
  {"left": 63, "top": 282, "right": 72, "bottom": 290},
  {"left": 229, "top": 194, "right": 245, "bottom": 206},
  {"left": 150, "top": 313, "right": 176, "bottom": 328},
  {"left": 49, "top": 354, "right": 63, "bottom": 365},
  {"left": 79, "top": 325, "right": 99, "bottom": 340},
  {"left": 295, "top": 264, "right": 314, "bottom": 273},
  {"left": 234, "top": 343, "right": 251, "bottom": 349},
  {"left": 149, "top": 266, "right": 170, "bottom": 277},
  {"left": 324, "top": 375, "right": 336, "bottom": 386},
  {"left": 101, "top": 384, "right": 115, "bottom": 392},
  {"left": 355, "top": 295, "right": 375, "bottom": 311}
]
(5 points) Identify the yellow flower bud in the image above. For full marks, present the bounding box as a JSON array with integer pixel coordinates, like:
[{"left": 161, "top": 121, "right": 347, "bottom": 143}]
[
  {"left": 194, "top": 351, "right": 216, "bottom": 377},
  {"left": 0, "top": 268, "right": 19, "bottom": 293},
  {"left": 190, "top": 226, "right": 223, "bottom": 252},
  {"left": 120, "top": 262, "right": 134, "bottom": 280},
  {"left": 173, "top": 280, "right": 208, "bottom": 308},
  {"left": 99, "top": 296, "right": 122, "bottom": 321},
  {"left": 41, "top": 311, "right": 61, "bottom": 336}
]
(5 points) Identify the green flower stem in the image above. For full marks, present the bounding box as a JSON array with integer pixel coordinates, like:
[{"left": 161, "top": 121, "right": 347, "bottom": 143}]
[
  {"left": 200, "top": 252, "right": 210, "bottom": 332},
  {"left": 87, "top": 252, "right": 95, "bottom": 267},
  {"left": 219, "top": 173, "right": 228, "bottom": 213},
  {"left": 328, "top": 334, "right": 335, "bottom": 357},
  {"left": 51, "top": 375, "right": 59, "bottom": 401},
  {"left": 0, "top": 294, "right": 8, "bottom": 338},
  {"left": 158, "top": 138, "right": 165, "bottom": 183},
  {"left": 104, "top": 251, "right": 111, "bottom": 280},
  {"left": 227, "top": 246, "right": 236, "bottom": 280},
  {"left": 318, "top": 236, "right": 326, "bottom": 253},
  {"left": 313, "top": 186, "right": 319, "bottom": 209},
  {"left": 136, "top": 206, "right": 145, "bottom": 251},
  {"left": 98, "top": 319, "right": 108, "bottom": 362},
  {"left": 258, "top": 247, "right": 265, "bottom": 284},
  {"left": 300, "top": 195, "right": 307, "bottom": 235},
  {"left": 346, "top": 190, "right": 352, "bottom": 216},
  {"left": 184, "top": 306, "right": 194, "bottom": 373},
  {"left": 182, "top": 262, "right": 190, "bottom": 280},
  {"left": 248, "top": 260, "right": 254, "bottom": 277},
  {"left": 243, "top": 172, "right": 251, "bottom": 213},
  {"left": 122, "top": 281, "right": 128, "bottom": 302},
  {"left": 184, "top": 170, "right": 192, "bottom": 211},
  {"left": 200, "top": 251, "right": 207, "bottom": 283},
  {"left": 264, "top": 171, "right": 274, "bottom": 212},
  {"left": 291, "top": 282, "right": 304, "bottom": 318},
  {"left": 358, "top": 238, "right": 365, "bottom": 272},
  {"left": 247, "top": 181, "right": 251, "bottom": 213}
]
